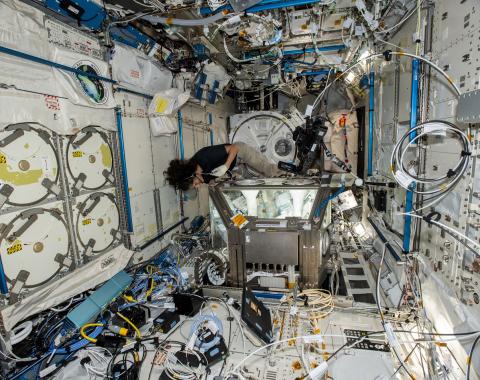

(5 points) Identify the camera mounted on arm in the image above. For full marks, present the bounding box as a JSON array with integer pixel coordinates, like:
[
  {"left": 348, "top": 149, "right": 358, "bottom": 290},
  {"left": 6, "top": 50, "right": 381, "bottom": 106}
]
[{"left": 278, "top": 116, "right": 328, "bottom": 175}]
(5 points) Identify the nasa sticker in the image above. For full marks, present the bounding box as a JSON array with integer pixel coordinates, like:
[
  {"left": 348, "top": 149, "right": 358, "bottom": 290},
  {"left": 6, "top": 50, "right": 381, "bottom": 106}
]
[{"left": 73, "top": 60, "right": 109, "bottom": 105}]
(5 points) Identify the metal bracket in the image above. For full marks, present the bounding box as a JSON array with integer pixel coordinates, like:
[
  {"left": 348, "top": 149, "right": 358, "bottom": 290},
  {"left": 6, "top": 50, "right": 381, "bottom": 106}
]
[
  {"left": 83, "top": 238, "right": 96, "bottom": 257},
  {"left": 41, "top": 178, "right": 62, "bottom": 197},
  {"left": 72, "top": 173, "right": 87, "bottom": 196},
  {"left": 0, "top": 223, "right": 8, "bottom": 236},
  {"left": 0, "top": 223, "right": 13, "bottom": 241},
  {"left": 110, "top": 229, "right": 122, "bottom": 241},
  {"left": 72, "top": 130, "right": 93, "bottom": 149},
  {"left": 102, "top": 169, "right": 115, "bottom": 184},
  {"left": 457, "top": 89, "right": 480, "bottom": 124},
  {"left": 8, "top": 213, "right": 38, "bottom": 241},
  {"left": 9, "top": 270, "right": 29, "bottom": 303},
  {"left": 82, "top": 194, "right": 101, "bottom": 216},
  {"left": 0, "top": 184, "right": 13, "bottom": 210},
  {"left": 0, "top": 129, "right": 24, "bottom": 148},
  {"left": 54, "top": 254, "right": 73, "bottom": 269},
  {"left": 36, "top": 129, "right": 52, "bottom": 145}
]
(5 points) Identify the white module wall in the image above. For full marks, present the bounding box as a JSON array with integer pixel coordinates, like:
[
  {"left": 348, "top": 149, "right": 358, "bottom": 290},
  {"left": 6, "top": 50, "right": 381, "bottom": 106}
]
[
  {"left": 119, "top": 95, "right": 235, "bottom": 264},
  {"left": 0, "top": 0, "right": 127, "bottom": 305},
  {"left": 371, "top": 11, "right": 421, "bottom": 232},
  {"left": 419, "top": 0, "right": 480, "bottom": 313},
  {"left": 116, "top": 92, "right": 159, "bottom": 249},
  {"left": 178, "top": 100, "right": 234, "bottom": 219},
  {"left": 369, "top": 0, "right": 480, "bottom": 369}
]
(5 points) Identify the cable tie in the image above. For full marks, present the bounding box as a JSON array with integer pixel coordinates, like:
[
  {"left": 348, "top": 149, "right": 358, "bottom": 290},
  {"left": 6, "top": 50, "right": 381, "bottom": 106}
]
[
  {"left": 383, "top": 50, "right": 392, "bottom": 61},
  {"left": 461, "top": 150, "right": 472, "bottom": 157},
  {"left": 447, "top": 169, "right": 456, "bottom": 178},
  {"left": 423, "top": 211, "right": 441, "bottom": 224},
  {"left": 80, "top": 357, "right": 91, "bottom": 365}
]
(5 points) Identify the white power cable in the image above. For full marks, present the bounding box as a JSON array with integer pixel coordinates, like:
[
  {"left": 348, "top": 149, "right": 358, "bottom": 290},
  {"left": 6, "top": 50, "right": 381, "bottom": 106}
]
[
  {"left": 390, "top": 121, "right": 471, "bottom": 212},
  {"left": 374, "top": 0, "right": 424, "bottom": 35},
  {"left": 0, "top": 332, "right": 36, "bottom": 362},
  {"left": 83, "top": 347, "right": 113, "bottom": 378},
  {"left": 401, "top": 213, "right": 480, "bottom": 257},
  {"left": 312, "top": 51, "right": 461, "bottom": 111},
  {"left": 10, "top": 321, "right": 33, "bottom": 346}
]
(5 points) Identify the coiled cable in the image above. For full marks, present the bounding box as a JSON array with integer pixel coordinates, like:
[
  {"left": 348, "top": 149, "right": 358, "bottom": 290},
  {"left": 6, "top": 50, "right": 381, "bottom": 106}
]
[{"left": 390, "top": 120, "right": 471, "bottom": 212}]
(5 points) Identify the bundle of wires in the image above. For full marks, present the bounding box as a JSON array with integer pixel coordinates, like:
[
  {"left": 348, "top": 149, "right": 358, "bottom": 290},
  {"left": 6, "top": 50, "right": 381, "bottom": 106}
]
[
  {"left": 207, "top": 0, "right": 227, "bottom": 10},
  {"left": 161, "top": 342, "right": 207, "bottom": 380},
  {"left": 123, "top": 250, "right": 187, "bottom": 310},
  {"left": 81, "top": 347, "right": 113, "bottom": 378},
  {"left": 290, "top": 289, "right": 334, "bottom": 320},
  {"left": 215, "top": 13, "right": 283, "bottom": 64},
  {"left": 390, "top": 120, "right": 471, "bottom": 212},
  {"left": 106, "top": 341, "right": 146, "bottom": 380}
]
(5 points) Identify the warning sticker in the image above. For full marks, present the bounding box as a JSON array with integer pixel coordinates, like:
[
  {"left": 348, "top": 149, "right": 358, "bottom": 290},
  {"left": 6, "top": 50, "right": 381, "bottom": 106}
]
[
  {"left": 231, "top": 213, "right": 248, "bottom": 229},
  {"left": 44, "top": 95, "right": 61, "bottom": 111},
  {"left": 7, "top": 240, "right": 23, "bottom": 255}
]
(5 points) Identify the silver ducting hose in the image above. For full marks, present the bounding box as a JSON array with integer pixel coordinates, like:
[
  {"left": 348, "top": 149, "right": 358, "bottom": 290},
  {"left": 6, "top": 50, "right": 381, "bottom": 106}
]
[{"left": 143, "top": 11, "right": 227, "bottom": 26}]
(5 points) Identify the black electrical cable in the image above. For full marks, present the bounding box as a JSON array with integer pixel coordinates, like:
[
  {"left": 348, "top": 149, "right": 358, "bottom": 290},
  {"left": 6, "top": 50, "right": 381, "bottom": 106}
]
[
  {"left": 203, "top": 296, "right": 233, "bottom": 375},
  {"left": 391, "top": 343, "right": 420, "bottom": 378},
  {"left": 375, "top": 245, "right": 416, "bottom": 380},
  {"left": 147, "top": 319, "right": 190, "bottom": 380},
  {"left": 107, "top": 343, "right": 147, "bottom": 380},
  {"left": 393, "top": 330, "right": 480, "bottom": 337},
  {"left": 420, "top": 214, "right": 480, "bottom": 256},
  {"left": 219, "top": 311, "right": 232, "bottom": 375},
  {"left": 326, "top": 330, "right": 385, "bottom": 361},
  {"left": 466, "top": 335, "right": 480, "bottom": 380}
]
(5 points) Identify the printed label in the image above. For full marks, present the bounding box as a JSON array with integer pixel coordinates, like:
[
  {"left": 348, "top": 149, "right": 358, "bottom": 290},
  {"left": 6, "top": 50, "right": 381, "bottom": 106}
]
[
  {"left": 7, "top": 241, "right": 22, "bottom": 255},
  {"left": 231, "top": 213, "right": 248, "bottom": 229}
]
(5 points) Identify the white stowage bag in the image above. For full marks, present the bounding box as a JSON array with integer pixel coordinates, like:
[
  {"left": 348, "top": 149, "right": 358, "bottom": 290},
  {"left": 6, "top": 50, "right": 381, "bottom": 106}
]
[
  {"left": 324, "top": 109, "right": 359, "bottom": 174},
  {"left": 110, "top": 42, "right": 173, "bottom": 96},
  {"left": 0, "top": 246, "right": 134, "bottom": 332},
  {"left": 0, "top": 0, "right": 49, "bottom": 58},
  {"left": 0, "top": 0, "right": 58, "bottom": 98},
  {"left": 149, "top": 114, "right": 178, "bottom": 136},
  {"left": 51, "top": 47, "right": 117, "bottom": 109},
  {"left": 148, "top": 89, "right": 190, "bottom": 136}
]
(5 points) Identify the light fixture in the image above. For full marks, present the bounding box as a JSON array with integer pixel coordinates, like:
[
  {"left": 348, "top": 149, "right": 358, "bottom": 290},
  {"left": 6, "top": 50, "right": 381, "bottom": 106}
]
[
  {"left": 359, "top": 47, "right": 371, "bottom": 61},
  {"left": 352, "top": 222, "right": 367, "bottom": 237},
  {"left": 345, "top": 71, "right": 356, "bottom": 84}
]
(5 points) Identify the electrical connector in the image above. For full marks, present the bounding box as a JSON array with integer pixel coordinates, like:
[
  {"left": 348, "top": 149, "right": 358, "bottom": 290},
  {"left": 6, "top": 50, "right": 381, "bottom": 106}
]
[
  {"left": 108, "top": 324, "right": 129, "bottom": 336},
  {"left": 309, "top": 361, "right": 328, "bottom": 380},
  {"left": 96, "top": 334, "right": 127, "bottom": 348}
]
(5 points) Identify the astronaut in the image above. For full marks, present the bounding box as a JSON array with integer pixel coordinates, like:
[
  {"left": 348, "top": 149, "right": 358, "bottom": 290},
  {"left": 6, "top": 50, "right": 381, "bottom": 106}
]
[{"left": 165, "top": 142, "right": 282, "bottom": 190}]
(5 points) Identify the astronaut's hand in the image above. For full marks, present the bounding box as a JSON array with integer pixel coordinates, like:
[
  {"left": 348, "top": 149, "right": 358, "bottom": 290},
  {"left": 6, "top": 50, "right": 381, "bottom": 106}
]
[{"left": 211, "top": 165, "right": 228, "bottom": 177}]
